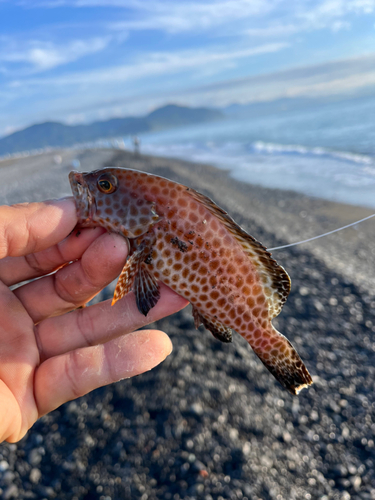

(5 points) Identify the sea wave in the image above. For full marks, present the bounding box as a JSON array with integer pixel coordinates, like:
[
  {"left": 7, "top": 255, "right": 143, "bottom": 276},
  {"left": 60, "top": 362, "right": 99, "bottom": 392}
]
[
  {"left": 141, "top": 138, "right": 375, "bottom": 168},
  {"left": 251, "top": 141, "right": 374, "bottom": 166},
  {"left": 140, "top": 137, "right": 375, "bottom": 208}
]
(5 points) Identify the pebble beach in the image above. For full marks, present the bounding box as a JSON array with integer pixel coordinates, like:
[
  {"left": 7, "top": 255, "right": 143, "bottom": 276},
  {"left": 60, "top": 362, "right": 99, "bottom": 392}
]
[{"left": 0, "top": 148, "right": 375, "bottom": 500}]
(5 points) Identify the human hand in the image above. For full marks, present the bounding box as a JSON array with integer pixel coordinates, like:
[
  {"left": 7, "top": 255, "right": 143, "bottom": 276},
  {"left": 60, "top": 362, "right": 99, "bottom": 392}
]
[{"left": 0, "top": 198, "right": 188, "bottom": 443}]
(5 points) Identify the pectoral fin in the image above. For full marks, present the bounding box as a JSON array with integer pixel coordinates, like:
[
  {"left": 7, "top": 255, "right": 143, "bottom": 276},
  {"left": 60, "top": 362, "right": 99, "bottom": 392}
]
[
  {"left": 112, "top": 232, "right": 157, "bottom": 307},
  {"left": 192, "top": 306, "right": 232, "bottom": 343},
  {"left": 134, "top": 264, "right": 160, "bottom": 316},
  {"left": 112, "top": 251, "right": 139, "bottom": 305}
]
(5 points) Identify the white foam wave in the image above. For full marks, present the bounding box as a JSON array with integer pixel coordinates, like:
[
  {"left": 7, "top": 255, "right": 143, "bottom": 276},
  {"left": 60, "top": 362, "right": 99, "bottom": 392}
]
[{"left": 251, "top": 141, "right": 374, "bottom": 166}]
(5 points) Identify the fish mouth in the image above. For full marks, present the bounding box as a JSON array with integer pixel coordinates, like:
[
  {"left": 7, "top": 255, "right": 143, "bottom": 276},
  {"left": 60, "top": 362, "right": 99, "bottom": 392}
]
[{"left": 69, "top": 170, "right": 96, "bottom": 226}]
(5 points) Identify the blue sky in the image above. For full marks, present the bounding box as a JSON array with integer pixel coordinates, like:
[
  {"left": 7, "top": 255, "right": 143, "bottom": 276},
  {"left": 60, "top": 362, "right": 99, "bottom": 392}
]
[{"left": 1, "top": 0, "right": 375, "bottom": 136}]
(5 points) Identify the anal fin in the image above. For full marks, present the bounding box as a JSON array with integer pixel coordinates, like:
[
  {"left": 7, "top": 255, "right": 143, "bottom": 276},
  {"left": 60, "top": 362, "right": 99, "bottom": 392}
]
[
  {"left": 134, "top": 264, "right": 160, "bottom": 316},
  {"left": 192, "top": 306, "right": 232, "bottom": 343}
]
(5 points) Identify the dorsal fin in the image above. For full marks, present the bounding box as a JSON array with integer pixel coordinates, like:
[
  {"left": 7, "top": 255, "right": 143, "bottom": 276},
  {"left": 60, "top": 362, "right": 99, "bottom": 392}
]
[{"left": 187, "top": 188, "right": 291, "bottom": 318}]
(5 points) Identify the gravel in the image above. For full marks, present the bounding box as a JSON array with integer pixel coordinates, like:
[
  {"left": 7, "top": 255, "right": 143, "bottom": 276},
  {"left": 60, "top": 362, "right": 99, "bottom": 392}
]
[{"left": 0, "top": 148, "right": 375, "bottom": 500}]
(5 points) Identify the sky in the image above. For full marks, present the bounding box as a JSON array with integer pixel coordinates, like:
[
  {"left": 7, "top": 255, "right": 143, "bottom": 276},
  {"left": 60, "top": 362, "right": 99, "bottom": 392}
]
[{"left": 1, "top": 0, "right": 375, "bottom": 136}]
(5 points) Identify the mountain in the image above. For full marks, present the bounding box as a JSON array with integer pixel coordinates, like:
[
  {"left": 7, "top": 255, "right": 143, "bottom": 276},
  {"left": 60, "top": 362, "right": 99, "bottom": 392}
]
[
  {"left": 0, "top": 104, "right": 224, "bottom": 156},
  {"left": 146, "top": 104, "right": 222, "bottom": 129}
]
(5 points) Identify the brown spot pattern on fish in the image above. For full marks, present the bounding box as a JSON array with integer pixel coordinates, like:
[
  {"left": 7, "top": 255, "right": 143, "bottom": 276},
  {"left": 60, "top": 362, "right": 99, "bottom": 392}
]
[{"left": 69, "top": 167, "right": 313, "bottom": 395}]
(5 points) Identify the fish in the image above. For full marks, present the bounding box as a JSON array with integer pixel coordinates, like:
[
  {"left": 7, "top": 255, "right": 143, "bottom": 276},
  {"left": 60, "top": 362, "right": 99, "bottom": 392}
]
[{"left": 69, "top": 167, "right": 313, "bottom": 395}]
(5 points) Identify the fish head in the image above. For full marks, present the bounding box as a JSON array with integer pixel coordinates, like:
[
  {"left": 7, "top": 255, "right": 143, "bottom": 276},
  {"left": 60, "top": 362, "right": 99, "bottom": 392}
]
[
  {"left": 69, "top": 167, "right": 161, "bottom": 238},
  {"left": 69, "top": 168, "right": 121, "bottom": 229}
]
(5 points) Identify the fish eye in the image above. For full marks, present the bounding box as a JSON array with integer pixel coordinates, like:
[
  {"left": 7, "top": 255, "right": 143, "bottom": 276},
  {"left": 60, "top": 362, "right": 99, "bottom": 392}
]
[{"left": 97, "top": 174, "right": 118, "bottom": 194}]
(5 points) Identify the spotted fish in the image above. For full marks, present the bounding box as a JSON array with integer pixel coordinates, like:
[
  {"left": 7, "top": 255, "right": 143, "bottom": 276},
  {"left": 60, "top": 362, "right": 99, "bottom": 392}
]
[{"left": 69, "top": 167, "right": 312, "bottom": 394}]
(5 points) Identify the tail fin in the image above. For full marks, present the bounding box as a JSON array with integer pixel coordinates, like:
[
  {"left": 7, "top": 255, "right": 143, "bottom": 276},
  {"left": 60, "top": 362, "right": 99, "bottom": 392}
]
[{"left": 246, "top": 325, "right": 312, "bottom": 395}]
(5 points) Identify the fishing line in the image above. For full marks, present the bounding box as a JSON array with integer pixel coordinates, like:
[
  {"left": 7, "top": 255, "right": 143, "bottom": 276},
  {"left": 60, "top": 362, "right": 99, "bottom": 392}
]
[{"left": 268, "top": 213, "right": 375, "bottom": 251}]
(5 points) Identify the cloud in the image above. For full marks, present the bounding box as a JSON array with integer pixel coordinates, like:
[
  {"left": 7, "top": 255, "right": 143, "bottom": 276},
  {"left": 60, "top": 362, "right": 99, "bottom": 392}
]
[
  {"left": 242, "top": 0, "right": 374, "bottom": 40},
  {"left": 3, "top": 125, "right": 19, "bottom": 136},
  {"left": 109, "top": 0, "right": 273, "bottom": 34},
  {"left": 245, "top": 25, "right": 301, "bottom": 38},
  {"left": 177, "top": 53, "right": 375, "bottom": 106},
  {"left": 0, "top": 36, "right": 112, "bottom": 72},
  {"left": 11, "top": 42, "right": 288, "bottom": 88},
  {"left": 331, "top": 20, "right": 351, "bottom": 32},
  {"left": 295, "top": 0, "right": 375, "bottom": 30},
  {"left": 0, "top": 41, "right": 288, "bottom": 129},
  {"left": 15, "top": 0, "right": 276, "bottom": 35},
  {"left": 5, "top": 51, "right": 375, "bottom": 131},
  {"left": 18, "top": 0, "right": 375, "bottom": 37},
  {"left": 68, "top": 53, "right": 375, "bottom": 114}
]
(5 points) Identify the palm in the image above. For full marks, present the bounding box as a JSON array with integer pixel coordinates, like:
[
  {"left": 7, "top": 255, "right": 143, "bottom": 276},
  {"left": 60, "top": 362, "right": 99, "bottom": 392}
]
[
  {"left": 0, "top": 199, "right": 188, "bottom": 442},
  {"left": 0, "top": 291, "right": 39, "bottom": 442}
]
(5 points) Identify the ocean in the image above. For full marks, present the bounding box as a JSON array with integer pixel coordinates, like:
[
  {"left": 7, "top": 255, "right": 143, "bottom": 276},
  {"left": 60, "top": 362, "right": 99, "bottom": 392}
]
[{"left": 134, "top": 95, "right": 375, "bottom": 209}]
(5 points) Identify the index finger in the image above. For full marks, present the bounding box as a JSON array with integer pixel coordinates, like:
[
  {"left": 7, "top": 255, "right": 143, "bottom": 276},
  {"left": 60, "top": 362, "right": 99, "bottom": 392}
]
[{"left": 0, "top": 198, "right": 78, "bottom": 259}]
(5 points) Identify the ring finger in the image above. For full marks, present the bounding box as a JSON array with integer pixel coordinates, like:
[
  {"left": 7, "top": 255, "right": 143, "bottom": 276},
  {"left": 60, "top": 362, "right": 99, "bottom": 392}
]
[{"left": 35, "top": 282, "right": 189, "bottom": 361}]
